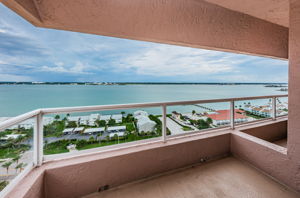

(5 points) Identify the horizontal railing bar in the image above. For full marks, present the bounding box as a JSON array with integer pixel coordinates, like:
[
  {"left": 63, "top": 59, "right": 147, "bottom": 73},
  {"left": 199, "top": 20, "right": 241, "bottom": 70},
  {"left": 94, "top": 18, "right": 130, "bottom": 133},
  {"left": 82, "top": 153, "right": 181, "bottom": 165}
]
[
  {"left": 0, "top": 109, "right": 41, "bottom": 131},
  {"left": 41, "top": 94, "right": 287, "bottom": 114},
  {"left": 0, "top": 94, "right": 288, "bottom": 130}
]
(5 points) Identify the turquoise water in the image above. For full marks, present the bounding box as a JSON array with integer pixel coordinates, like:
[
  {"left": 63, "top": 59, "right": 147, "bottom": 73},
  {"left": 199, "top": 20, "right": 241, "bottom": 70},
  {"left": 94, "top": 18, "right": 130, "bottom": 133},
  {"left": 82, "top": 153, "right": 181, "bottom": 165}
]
[{"left": 0, "top": 84, "right": 286, "bottom": 116}]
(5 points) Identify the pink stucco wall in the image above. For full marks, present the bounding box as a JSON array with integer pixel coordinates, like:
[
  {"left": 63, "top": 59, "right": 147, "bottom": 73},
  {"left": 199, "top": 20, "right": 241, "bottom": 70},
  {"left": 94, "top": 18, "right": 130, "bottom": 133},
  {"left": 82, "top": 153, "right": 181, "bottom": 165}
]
[
  {"left": 2, "top": 0, "right": 288, "bottom": 59},
  {"left": 241, "top": 120, "right": 287, "bottom": 142},
  {"left": 6, "top": 132, "right": 230, "bottom": 198},
  {"left": 44, "top": 133, "right": 230, "bottom": 198}
]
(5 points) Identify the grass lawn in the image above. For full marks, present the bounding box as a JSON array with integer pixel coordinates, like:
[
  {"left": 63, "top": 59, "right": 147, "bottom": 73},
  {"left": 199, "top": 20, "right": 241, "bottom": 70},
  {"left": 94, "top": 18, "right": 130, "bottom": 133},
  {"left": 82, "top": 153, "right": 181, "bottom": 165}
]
[
  {"left": 77, "top": 135, "right": 158, "bottom": 151},
  {"left": 44, "top": 146, "right": 69, "bottom": 155},
  {"left": 182, "top": 126, "right": 193, "bottom": 131},
  {"left": 0, "top": 145, "right": 30, "bottom": 159}
]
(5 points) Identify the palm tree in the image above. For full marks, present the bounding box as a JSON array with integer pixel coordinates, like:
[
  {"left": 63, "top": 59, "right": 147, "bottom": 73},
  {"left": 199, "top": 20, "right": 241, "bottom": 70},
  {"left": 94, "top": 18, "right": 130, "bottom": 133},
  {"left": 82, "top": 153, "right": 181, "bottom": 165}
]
[
  {"left": 12, "top": 155, "right": 21, "bottom": 165},
  {"left": 16, "top": 163, "right": 26, "bottom": 173},
  {"left": 192, "top": 110, "right": 196, "bottom": 115},
  {"left": 2, "top": 161, "right": 12, "bottom": 174}
]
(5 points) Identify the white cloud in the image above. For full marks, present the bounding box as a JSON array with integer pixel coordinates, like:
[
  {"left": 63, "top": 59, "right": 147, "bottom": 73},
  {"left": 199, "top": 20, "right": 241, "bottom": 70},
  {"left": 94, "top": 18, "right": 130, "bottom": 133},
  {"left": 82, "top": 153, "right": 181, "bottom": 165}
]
[
  {"left": 40, "top": 61, "right": 99, "bottom": 75},
  {"left": 116, "top": 45, "right": 241, "bottom": 77},
  {"left": 0, "top": 74, "right": 33, "bottom": 81}
]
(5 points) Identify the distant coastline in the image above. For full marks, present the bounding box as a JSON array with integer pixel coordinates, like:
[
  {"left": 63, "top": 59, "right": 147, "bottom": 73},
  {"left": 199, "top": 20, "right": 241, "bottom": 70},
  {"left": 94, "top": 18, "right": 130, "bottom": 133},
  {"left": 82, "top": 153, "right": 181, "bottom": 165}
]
[{"left": 0, "top": 82, "right": 288, "bottom": 86}]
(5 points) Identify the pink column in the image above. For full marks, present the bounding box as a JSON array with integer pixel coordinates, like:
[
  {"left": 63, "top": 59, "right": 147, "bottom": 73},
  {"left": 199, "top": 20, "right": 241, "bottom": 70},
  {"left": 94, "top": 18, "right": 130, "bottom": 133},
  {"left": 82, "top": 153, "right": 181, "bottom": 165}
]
[{"left": 288, "top": 0, "right": 300, "bottom": 164}]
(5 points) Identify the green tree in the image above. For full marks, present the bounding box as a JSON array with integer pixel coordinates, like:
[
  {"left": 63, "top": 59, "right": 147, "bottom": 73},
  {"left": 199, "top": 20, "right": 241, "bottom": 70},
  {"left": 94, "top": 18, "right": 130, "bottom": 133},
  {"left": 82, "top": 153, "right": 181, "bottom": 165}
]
[
  {"left": 54, "top": 115, "right": 60, "bottom": 120},
  {"left": 0, "top": 181, "right": 9, "bottom": 191},
  {"left": 89, "top": 136, "right": 95, "bottom": 142},
  {"left": 108, "top": 119, "right": 116, "bottom": 126},
  {"left": 206, "top": 118, "right": 213, "bottom": 125},
  {"left": 12, "top": 155, "right": 21, "bottom": 165},
  {"left": 15, "top": 163, "right": 26, "bottom": 173},
  {"left": 197, "top": 119, "right": 210, "bottom": 129},
  {"left": 192, "top": 110, "right": 196, "bottom": 115},
  {"left": 2, "top": 161, "right": 12, "bottom": 174},
  {"left": 67, "top": 121, "right": 77, "bottom": 128},
  {"left": 96, "top": 120, "right": 106, "bottom": 127}
]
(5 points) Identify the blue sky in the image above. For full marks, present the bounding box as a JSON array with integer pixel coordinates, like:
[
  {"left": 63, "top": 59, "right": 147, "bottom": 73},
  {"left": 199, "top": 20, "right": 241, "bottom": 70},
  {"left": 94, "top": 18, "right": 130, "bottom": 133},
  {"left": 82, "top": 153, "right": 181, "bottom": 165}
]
[{"left": 0, "top": 4, "right": 288, "bottom": 83}]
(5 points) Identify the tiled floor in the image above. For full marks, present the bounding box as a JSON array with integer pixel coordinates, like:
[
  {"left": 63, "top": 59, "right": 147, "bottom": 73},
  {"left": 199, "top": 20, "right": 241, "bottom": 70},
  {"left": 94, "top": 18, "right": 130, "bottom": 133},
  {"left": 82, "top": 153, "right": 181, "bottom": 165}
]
[{"left": 83, "top": 157, "right": 298, "bottom": 198}]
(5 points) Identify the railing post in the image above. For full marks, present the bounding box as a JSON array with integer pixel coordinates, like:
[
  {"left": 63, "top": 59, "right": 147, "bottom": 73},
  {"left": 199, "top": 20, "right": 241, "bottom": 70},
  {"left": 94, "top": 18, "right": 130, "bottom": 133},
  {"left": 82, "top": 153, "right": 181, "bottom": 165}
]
[
  {"left": 162, "top": 105, "right": 167, "bottom": 143},
  {"left": 33, "top": 113, "right": 43, "bottom": 166},
  {"left": 230, "top": 100, "right": 235, "bottom": 129},
  {"left": 272, "top": 97, "right": 277, "bottom": 120}
]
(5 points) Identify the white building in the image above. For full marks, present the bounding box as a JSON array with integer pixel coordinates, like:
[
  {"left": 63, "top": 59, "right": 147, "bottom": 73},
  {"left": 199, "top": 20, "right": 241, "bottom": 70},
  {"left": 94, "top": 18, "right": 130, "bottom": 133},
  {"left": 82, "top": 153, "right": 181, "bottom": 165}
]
[
  {"left": 73, "top": 127, "right": 84, "bottom": 133},
  {"left": 43, "top": 117, "right": 54, "bottom": 125},
  {"left": 100, "top": 115, "right": 111, "bottom": 122},
  {"left": 0, "top": 134, "right": 26, "bottom": 140},
  {"left": 62, "top": 128, "right": 74, "bottom": 135},
  {"left": 67, "top": 116, "right": 81, "bottom": 123},
  {"left": 89, "top": 114, "right": 100, "bottom": 126},
  {"left": 111, "top": 114, "right": 123, "bottom": 123},
  {"left": 107, "top": 126, "right": 126, "bottom": 133},
  {"left": 83, "top": 127, "right": 105, "bottom": 135},
  {"left": 109, "top": 132, "right": 125, "bottom": 138},
  {"left": 136, "top": 117, "right": 156, "bottom": 133},
  {"left": 134, "top": 110, "right": 148, "bottom": 118}
]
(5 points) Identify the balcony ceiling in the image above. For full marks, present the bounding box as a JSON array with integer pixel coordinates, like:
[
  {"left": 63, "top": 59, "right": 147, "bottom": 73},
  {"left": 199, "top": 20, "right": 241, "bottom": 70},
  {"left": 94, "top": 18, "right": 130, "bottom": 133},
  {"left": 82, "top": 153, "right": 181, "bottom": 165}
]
[
  {"left": 1, "top": 0, "right": 289, "bottom": 59},
  {"left": 204, "top": 0, "right": 289, "bottom": 27}
]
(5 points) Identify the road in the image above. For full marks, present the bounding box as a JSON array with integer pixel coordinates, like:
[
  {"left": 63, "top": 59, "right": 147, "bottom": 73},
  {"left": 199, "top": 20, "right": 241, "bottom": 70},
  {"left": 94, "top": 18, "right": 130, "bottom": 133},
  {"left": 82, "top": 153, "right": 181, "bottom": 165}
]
[{"left": 159, "top": 117, "right": 194, "bottom": 135}]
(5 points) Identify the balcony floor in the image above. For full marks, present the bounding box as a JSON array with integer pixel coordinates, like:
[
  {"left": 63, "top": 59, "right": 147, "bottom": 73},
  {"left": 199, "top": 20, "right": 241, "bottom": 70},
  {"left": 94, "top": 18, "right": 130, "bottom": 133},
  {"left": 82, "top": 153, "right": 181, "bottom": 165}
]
[
  {"left": 273, "top": 138, "right": 287, "bottom": 147},
  {"left": 83, "top": 157, "right": 298, "bottom": 198}
]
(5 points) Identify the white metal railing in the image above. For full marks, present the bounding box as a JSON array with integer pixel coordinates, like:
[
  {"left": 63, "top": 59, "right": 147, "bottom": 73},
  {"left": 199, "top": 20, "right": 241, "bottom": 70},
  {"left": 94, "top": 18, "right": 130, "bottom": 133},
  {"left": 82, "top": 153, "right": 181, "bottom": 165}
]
[
  {"left": 0, "top": 94, "right": 288, "bottom": 166},
  {"left": 0, "top": 94, "right": 288, "bottom": 197}
]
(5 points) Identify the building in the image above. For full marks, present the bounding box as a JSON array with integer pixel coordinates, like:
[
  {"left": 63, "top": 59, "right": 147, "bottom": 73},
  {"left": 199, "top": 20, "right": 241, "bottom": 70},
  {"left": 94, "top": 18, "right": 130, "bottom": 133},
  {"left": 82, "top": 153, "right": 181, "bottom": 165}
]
[
  {"left": 136, "top": 116, "right": 156, "bottom": 133},
  {"left": 89, "top": 114, "right": 100, "bottom": 126},
  {"left": 109, "top": 132, "right": 125, "bottom": 138},
  {"left": 0, "top": 134, "right": 26, "bottom": 141},
  {"left": 62, "top": 128, "right": 74, "bottom": 135},
  {"left": 73, "top": 127, "right": 84, "bottom": 134},
  {"left": 206, "top": 110, "right": 248, "bottom": 125},
  {"left": 134, "top": 111, "right": 156, "bottom": 132},
  {"left": 134, "top": 110, "right": 148, "bottom": 118},
  {"left": 171, "top": 111, "right": 181, "bottom": 120},
  {"left": 111, "top": 114, "right": 123, "bottom": 123},
  {"left": 106, "top": 126, "right": 126, "bottom": 133},
  {"left": 99, "top": 115, "right": 112, "bottom": 122},
  {"left": 83, "top": 127, "right": 105, "bottom": 135}
]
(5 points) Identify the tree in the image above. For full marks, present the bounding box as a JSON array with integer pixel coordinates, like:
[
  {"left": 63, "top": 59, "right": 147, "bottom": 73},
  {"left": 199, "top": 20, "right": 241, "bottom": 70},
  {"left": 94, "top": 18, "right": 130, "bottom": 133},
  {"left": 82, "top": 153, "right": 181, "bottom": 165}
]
[
  {"left": 105, "top": 135, "right": 110, "bottom": 143},
  {"left": 108, "top": 119, "right": 116, "bottom": 126},
  {"left": 0, "top": 181, "right": 8, "bottom": 191},
  {"left": 197, "top": 119, "right": 210, "bottom": 129},
  {"left": 2, "top": 161, "right": 12, "bottom": 174},
  {"left": 121, "top": 111, "right": 126, "bottom": 116},
  {"left": 54, "top": 115, "right": 60, "bottom": 120},
  {"left": 12, "top": 155, "right": 21, "bottom": 165},
  {"left": 89, "top": 136, "right": 95, "bottom": 142},
  {"left": 67, "top": 121, "right": 77, "bottom": 128},
  {"left": 15, "top": 163, "right": 26, "bottom": 173},
  {"left": 206, "top": 118, "right": 213, "bottom": 125},
  {"left": 96, "top": 119, "right": 106, "bottom": 127},
  {"left": 192, "top": 110, "right": 196, "bottom": 115}
]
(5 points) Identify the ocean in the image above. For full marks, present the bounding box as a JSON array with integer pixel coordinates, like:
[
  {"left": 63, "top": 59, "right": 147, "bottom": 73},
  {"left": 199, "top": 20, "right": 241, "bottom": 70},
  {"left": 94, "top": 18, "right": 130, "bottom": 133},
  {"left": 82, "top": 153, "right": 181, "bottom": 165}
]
[{"left": 0, "top": 84, "right": 287, "bottom": 117}]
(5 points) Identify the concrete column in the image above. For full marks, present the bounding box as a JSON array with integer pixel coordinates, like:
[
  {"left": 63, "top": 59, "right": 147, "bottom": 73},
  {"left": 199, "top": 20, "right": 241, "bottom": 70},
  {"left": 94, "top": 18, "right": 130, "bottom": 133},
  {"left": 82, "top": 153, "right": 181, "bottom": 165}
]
[{"left": 288, "top": 0, "right": 300, "bottom": 163}]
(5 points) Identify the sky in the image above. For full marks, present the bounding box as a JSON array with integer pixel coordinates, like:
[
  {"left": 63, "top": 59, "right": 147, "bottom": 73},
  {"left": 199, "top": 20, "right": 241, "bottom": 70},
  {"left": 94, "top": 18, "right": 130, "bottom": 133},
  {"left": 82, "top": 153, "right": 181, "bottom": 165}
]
[{"left": 0, "top": 4, "right": 288, "bottom": 83}]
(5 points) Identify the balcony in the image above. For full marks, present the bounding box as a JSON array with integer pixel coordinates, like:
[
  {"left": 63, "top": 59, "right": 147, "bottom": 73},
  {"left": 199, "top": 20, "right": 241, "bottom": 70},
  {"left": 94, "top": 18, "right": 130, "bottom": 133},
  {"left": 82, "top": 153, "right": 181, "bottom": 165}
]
[{"left": 0, "top": 94, "right": 298, "bottom": 198}]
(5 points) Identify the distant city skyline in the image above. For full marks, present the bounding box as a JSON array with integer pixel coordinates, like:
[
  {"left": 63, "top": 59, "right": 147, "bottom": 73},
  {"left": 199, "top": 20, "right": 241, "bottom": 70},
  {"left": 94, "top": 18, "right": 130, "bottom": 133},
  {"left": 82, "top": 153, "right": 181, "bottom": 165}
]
[{"left": 0, "top": 4, "right": 288, "bottom": 83}]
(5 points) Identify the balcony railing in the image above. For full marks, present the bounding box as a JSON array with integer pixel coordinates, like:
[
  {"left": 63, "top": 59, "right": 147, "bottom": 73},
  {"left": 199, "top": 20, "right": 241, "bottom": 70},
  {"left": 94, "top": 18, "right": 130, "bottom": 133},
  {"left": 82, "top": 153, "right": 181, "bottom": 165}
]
[{"left": 0, "top": 94, "right": 288, "bottom": 197}]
